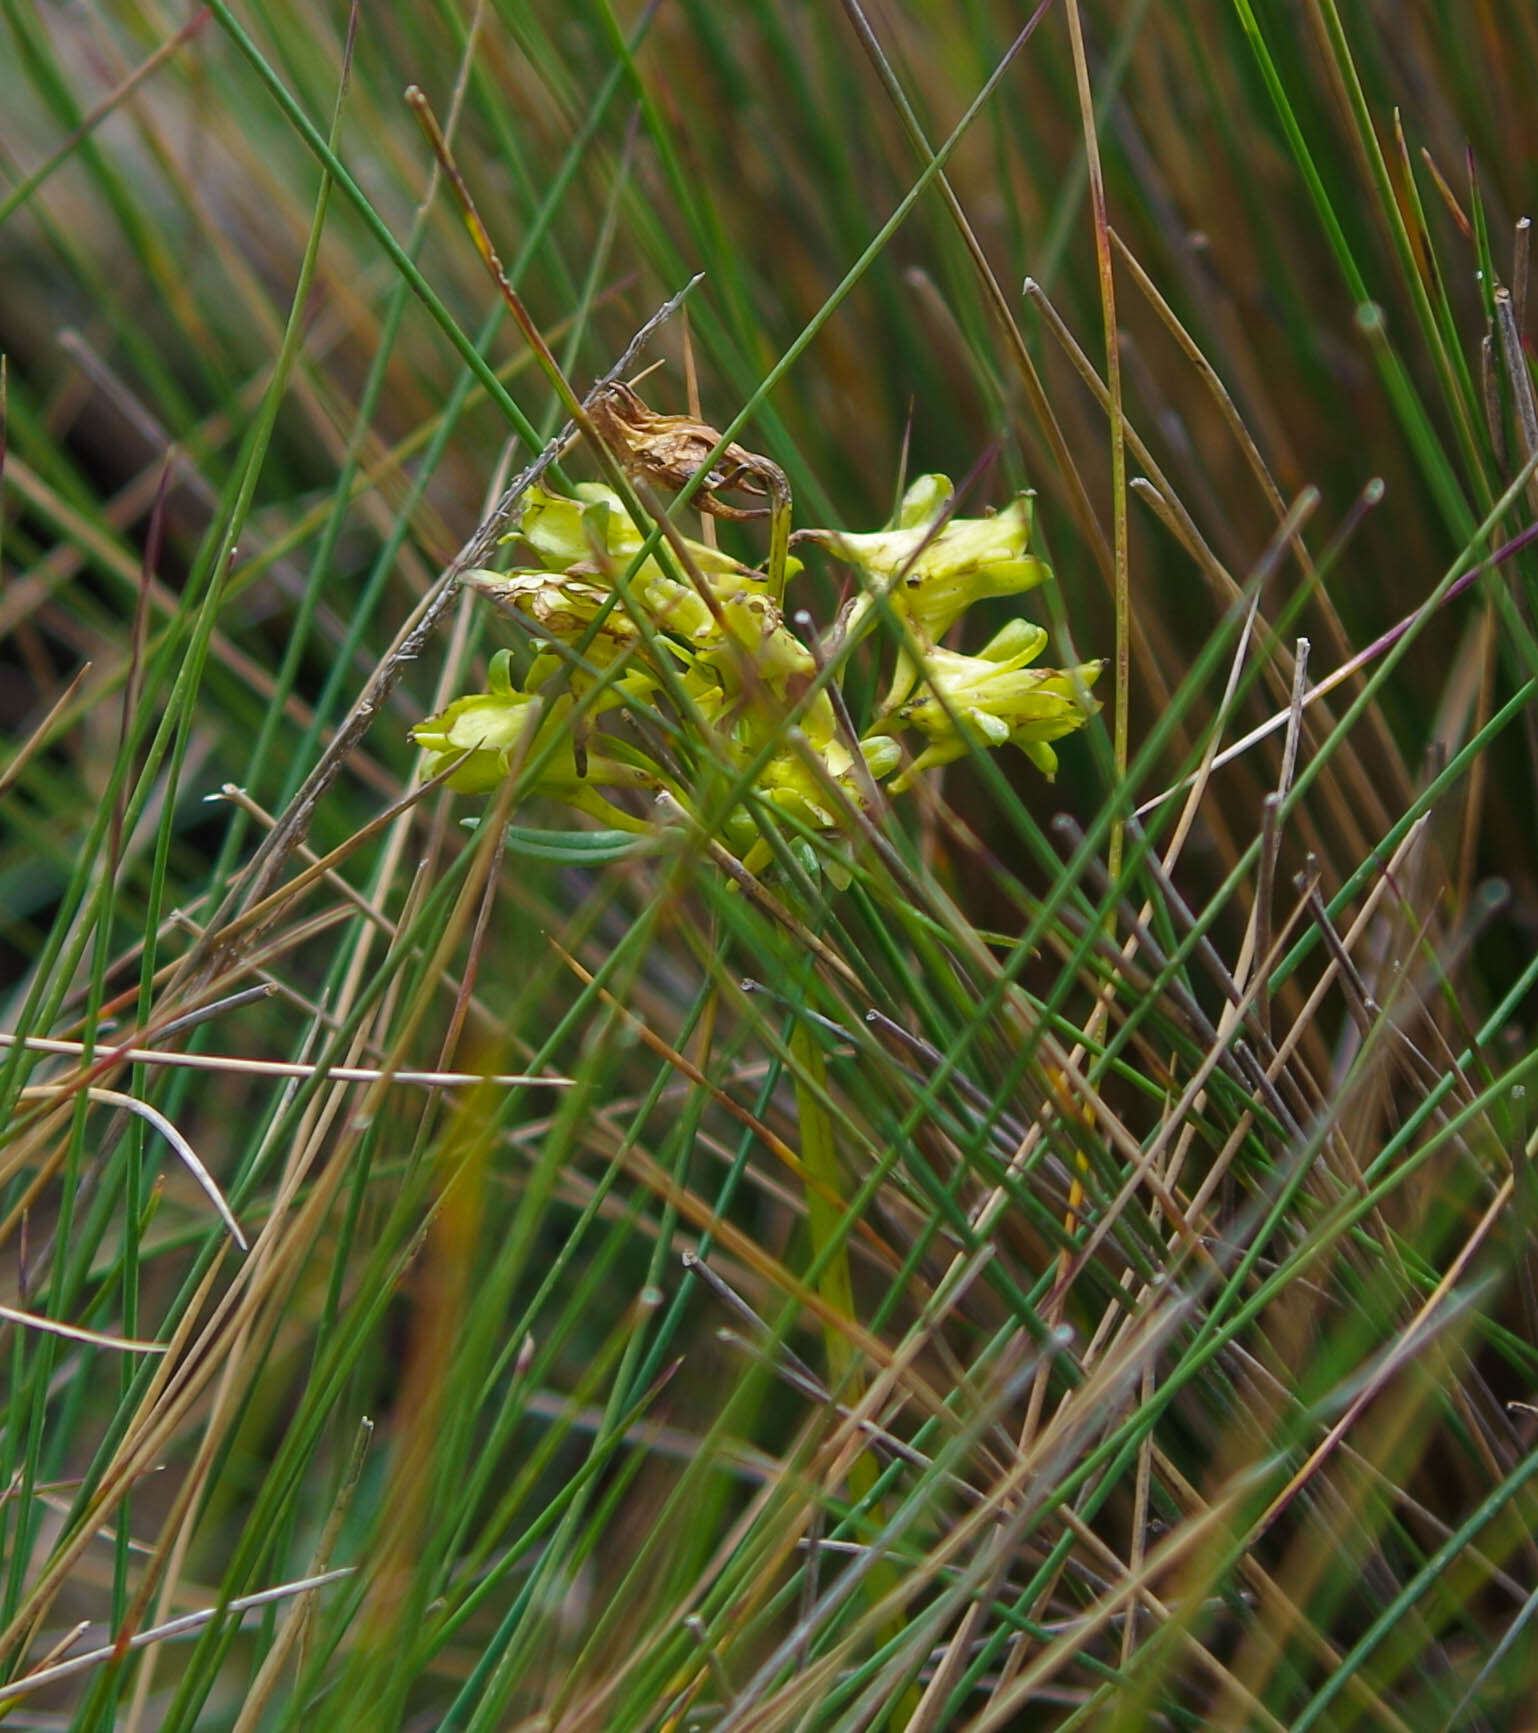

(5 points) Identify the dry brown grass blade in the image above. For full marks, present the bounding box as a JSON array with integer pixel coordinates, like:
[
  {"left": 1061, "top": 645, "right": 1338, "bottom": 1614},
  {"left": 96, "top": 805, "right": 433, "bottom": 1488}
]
[
  {"left": 0, "top": 1568, "right": 355, "bottom": 1713},
  {"left": 0, "top": 660, "right": 93, "bottom": 800},
  {"left": 13, "top": 1084, "right": 245, "bottom": 1249},
  {"left": 0, "top": 1305, "right": 166, "bottom": 1355}
]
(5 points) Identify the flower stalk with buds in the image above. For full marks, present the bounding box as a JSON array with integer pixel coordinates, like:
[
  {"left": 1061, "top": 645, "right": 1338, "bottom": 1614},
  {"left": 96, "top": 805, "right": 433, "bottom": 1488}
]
[
  {"left": 412, "top": 386, "right": 1099, "bottom": 877},
  {"left": 410, "top": 388, "right": 1103, "bottom": 1667}
]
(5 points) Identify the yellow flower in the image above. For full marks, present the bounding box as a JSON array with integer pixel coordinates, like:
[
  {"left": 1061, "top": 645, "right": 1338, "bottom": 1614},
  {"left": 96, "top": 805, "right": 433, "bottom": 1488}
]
[
  {"left": 518, "top": 483, "right": 798, "bottom": 604},
  {"left": 411, "top": 650, "right": 658, "bottom": 827},
  {"left": 731, "top": 731, "right": 902, "bottom": 875},
  {"left": 666, "top": 590, "right": 825, "bottom": 747},
  {"left": 886, "top": 621, "right": 1102, "bottom": 788},
  {"left": 693, "top": 590, "right": 816, "bottom": 698},
  {"left": 806, "top": 474, "right": 1050, "bottom": 649},
  {"left": 461, "top": 568, "right": 669, "bottom": 714}
]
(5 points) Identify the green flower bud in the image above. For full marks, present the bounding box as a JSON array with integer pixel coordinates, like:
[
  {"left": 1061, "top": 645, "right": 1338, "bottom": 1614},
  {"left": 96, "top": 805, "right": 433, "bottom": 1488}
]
[
  {"left": 974, "top": 617, "right": 1049, "bottom": 666},
  {"left": 858, "top": 733, "right": 903, "bottom": 781}
]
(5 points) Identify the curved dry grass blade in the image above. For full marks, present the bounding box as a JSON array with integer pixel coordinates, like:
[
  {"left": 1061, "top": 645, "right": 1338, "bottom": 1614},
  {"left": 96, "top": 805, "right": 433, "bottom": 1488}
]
[
  {"left": 0, "top": 1568, "right": 355, "bottom": 1709},
  {"left": 0, "top": 1305, "right": 166, "bottom": 1354},
  {"left": 17, "top": 1084, "right": 246, "bottom": 1251}
]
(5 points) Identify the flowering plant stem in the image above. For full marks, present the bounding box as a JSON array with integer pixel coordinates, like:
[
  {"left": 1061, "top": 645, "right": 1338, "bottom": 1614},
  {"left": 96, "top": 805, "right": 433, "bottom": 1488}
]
[{"left": 766, "top": 486, "right": 793, "bottom": 606}]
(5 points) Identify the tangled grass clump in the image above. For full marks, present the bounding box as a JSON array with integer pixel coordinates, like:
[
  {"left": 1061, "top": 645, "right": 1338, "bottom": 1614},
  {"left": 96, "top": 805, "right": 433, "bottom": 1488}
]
[{"left": 7, "top": 3, "right": 1538, "bottom": 1726}]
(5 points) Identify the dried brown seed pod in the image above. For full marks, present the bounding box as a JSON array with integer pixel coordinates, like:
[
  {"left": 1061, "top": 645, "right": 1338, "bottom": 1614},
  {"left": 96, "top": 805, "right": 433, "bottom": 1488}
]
[{"left": 586, "top": 381, "right": 786, "bottom": 520}]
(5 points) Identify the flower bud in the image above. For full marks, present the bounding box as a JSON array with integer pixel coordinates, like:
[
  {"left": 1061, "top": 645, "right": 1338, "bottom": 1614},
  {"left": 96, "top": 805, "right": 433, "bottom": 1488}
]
[{"left": 888, "top": 626, "right": 1102, "bottom": 788}]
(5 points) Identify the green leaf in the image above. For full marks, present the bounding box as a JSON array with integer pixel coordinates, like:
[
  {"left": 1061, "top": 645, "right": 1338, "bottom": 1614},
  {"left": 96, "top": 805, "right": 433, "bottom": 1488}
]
[{"left": 469, "top": 821, "right": 660, "bottom": 863}]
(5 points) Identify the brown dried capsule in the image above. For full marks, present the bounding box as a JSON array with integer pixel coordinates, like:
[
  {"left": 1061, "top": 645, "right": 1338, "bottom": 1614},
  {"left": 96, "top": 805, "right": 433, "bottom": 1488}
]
[{"left": 586, "top": 381, "right": 787, "bottom": 520}]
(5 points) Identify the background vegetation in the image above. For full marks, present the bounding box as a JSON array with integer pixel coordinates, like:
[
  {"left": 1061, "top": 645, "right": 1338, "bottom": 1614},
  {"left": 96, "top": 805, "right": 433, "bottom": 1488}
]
[{"left": 3, "top": 1, "right": 1538, "bottom": 1726}]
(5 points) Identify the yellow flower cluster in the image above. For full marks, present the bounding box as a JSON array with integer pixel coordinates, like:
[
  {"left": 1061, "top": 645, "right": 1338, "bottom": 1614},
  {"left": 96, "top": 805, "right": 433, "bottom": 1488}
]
[{"left": 412, "top": 408, "right": 1100, "bottom": 876}]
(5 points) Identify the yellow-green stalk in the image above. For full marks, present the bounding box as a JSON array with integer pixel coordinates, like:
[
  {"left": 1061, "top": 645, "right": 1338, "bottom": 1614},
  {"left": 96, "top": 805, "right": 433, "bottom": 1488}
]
[{"left": 788, "top": 1017, "right": 918, "bottom": 1715}]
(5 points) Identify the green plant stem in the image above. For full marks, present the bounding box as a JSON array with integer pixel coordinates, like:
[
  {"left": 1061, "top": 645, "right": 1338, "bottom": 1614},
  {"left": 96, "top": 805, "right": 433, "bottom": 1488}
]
[
  {"left": 792, "top": 1018, "right": 863, "bottom": 1402},
  {"left": 789, "top": 1016, "right": 922, "bottom": 1721},
  {"left": 767, "top": 477, "right": 793, "bottom": 606}
]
